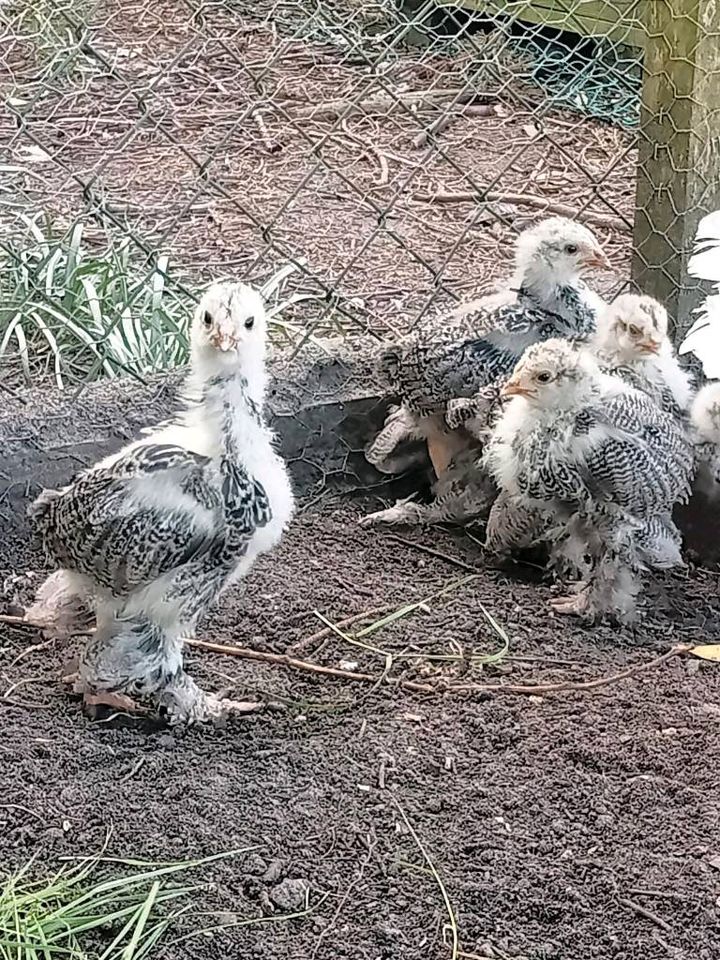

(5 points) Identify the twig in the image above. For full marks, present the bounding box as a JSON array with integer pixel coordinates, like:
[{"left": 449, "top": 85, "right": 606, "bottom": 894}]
[
  {"left": 382, "top": 534, "right": 479, "bottom": 574},
  {"left": 0, "top": 803, "right": 44, "bottom": 821},
  {"left": 186, "top": 639, "right": 436, "bottom": 694},
  {"left": 389, "top": 793, "right": 459, "bottom": 960},
  {"left": 287, "top": 89, "right": 480, "bottom": 122},
  {"left": 286, "top": 606, "right": 393, "bottom": 655},
  {"left": 187, "top": 641, "right": 691, "bottom": 699},
  {"left": 370, "top": 145, "right": 389, "bottom": 186},
  {"left": 412, "top": 103, "right": 502, "bottom": 149},
  {"left": 449, "top": 645, "right": 692, "bottom": 695},
  {"left": 8, "top": 636, "right": 59, "bottom": 668},
  {"left": 120, "top": 756, "right": 146, "bottom": 784},
  {"left": 411, "top": 189, "right": 629, "bottom": 232},
  {"left": 619, "top": 897, "right": 672, "bottom": 934},
  {"left": 0, "top": 613, "right": 32, "bottom": 626},
  {"left": 627, "top": 888, "right": 684, "bottom": 901},
  {"left": 253, "top": 109, "right": 281, "bottom": 153}
]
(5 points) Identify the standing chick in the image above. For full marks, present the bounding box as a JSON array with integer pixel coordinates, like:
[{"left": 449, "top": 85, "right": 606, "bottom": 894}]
[
  {"left": 591, "top": 293, "right": 694, "bottom": 569},
  {"left": 366, "top": 217, "right": 609, "bottom": 476},
  {"left": 485, "top": 339, "right": 693, "bottom": 622},
  {"left": 361, "top": 218, "right": 610, "bottom": 527},
  {"left": 29, "top": 282, "right": 294, "bottom": 724}
]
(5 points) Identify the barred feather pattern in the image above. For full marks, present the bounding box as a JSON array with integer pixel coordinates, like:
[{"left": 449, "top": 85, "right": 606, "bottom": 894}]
[
  {"left": 498, "top": 391, "right": 693, "bottom": 519},
  {"left": 381, "top": 284, "right": 598, "bottom": 416}
]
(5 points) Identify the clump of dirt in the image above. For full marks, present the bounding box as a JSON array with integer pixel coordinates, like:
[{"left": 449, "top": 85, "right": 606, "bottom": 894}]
[{"left": 1, "top": 503, "right": 719, "bottom": 960}]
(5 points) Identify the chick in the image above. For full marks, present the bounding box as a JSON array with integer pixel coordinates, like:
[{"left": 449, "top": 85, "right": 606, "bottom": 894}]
[
  {"left": 361, "top": 218, "right": 609, "bottom": 527},
  {"left": 593, "top": 293, "right": 693, "bottom": 420},
  {"left": 591, "top": 293, "right": 694, "bottom": 569},
  {"left": 485, "top": 339, "right": 693, "bottom": 622},
  {"left": 29, "top": 282, "right": 294, "bottom": 724},
  {"left": 366, "top": 217, "right": 609, "bottom": 475}
]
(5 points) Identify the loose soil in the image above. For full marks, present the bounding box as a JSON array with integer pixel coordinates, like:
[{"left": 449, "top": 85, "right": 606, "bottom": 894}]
[{"left": 2, "top": 501, "right": 719, "bottom": 960}]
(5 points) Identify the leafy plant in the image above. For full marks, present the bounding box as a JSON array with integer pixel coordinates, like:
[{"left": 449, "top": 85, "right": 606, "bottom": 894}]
[
  {"left": 0, "top": 214, "right": 191, "bottom": 386},
  {"left": 0, "top": 212, "right": 322, "bottom": 388}
]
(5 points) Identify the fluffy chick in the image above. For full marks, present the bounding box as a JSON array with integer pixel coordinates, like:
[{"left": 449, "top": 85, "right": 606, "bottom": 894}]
[
  {"left": 29, "top": 282, "right": 294, "bottom": 724},
  {"left": 361, "top": 218, "right": 609, "bottom": 527},
  {"left": 485, "top": 339, "right": 693, "bottom": 623},
  {"left": 367, "top": 218, "right": 608, "bottom": 470},
  {"left": 591, "top": 293, "right": 694, "bottom": 568},
  {"left": 593, "top": 293, "right": 693, "bottom": 419}
]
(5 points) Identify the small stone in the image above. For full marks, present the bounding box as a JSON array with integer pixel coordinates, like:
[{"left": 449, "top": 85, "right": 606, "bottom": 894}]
[
  {"left": 243, "top": 853, "right": 268, "bottom": 876},
  {"left": 426, "top": 798, "right": 442, "bottom": 814},
  {"left": 157, "top": 734, "right": 176, "bottom": 750},
  {"left": 262, "top": 859, "right": 284, "bottom": 883},
  {"left": 269, "top": 877, "right": 309, "bottom": 911}
]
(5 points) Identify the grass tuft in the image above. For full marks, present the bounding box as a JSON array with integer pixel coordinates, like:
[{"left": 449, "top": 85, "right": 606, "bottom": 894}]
[{"left": 0, "top": 847, "right": 252, "bottom": 959}]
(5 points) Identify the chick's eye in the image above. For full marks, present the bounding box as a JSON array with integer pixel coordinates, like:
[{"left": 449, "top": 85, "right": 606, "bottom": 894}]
[
  {"left": 536, "top": 371, "right": 552, "bottom": 383},
  {"left": 202, "top": 311, "right": 212, "bottom": 328},
  {"left": 629, "top": 324, "right": 641, "bottom": 337},
  {"left": 244, "top": 316, "right": 255, "bottom": 330},
  {"left": 565, "top": 243, "right": 578, "bottom": 255}
]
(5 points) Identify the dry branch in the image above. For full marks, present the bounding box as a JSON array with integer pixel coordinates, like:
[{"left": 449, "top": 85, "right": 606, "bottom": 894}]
[
  {"left": 411, "top": 189, "right": 629, "bottom": 232},
  {"left": 619, "top": 898, "right": 673, "bottom": 934},
  {"left": 411, "top": 103, "right": 504, "bottom": 149},
  {"left": 286, "top": 89, "right": 485, "bottom": 122},
  {"left": 187, "top": 639, "right": 691, "bottom": 699}
]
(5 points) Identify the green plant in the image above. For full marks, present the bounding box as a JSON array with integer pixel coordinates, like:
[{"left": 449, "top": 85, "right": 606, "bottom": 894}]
[
  {"left": 0, "top": 213, "right": 192, "bottom": 386},
  {"left": 0, "top": 212, "right": 322, "bottom": 388},
  {"left": 0, "top": 849, "right": 239, "bottom": 960}
]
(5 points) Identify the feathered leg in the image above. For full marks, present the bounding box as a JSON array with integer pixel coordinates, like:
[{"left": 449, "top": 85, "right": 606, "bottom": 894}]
[
  {"left": 360, "top": 453, "right": 496, "bottom": 528},
  {"left": 23, "top": 570, "right": 94, "bottom": 640},
  {"left": 78, "top": 605, "right": 254, "bottom": 724},
  {"left": 485, "top": 493, "right": 550, "bottom": 559},
  {"left": 550, "top": 516, "right": 641, "bottom": 623},
  {"left": 365, "top": 404, "right": 425, "bottom": 472}
]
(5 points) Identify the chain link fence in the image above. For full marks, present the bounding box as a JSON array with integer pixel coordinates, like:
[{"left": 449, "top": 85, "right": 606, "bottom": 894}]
[{"left": 0, "top": 0, "right": 717, "bottom": 389}]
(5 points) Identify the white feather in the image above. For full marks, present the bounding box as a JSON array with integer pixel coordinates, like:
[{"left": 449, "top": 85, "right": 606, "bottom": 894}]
[{"left": 679, "top": 212, "right": 720, "bottom": 377}]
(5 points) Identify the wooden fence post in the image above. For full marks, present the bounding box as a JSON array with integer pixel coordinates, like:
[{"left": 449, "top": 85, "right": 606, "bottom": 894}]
[{"left": 632, "top": 0, "right": 720, "bottom": 339}]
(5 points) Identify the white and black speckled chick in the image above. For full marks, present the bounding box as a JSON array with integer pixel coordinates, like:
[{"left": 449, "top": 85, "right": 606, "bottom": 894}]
[
  {"left": 593, "top": 293, "right": 694, "bottom": 421},
  {"left": 690, "top": 382, "right": 720, "bottom": 500},
  {"left": 360, "top": 217, "right": 609, "bottom": 528},
  {"left": 28, "top": 282, "right": 294, "bottom": 725},
  {"left": 485, "top": 339, "right": 693, "bottom": 624}
]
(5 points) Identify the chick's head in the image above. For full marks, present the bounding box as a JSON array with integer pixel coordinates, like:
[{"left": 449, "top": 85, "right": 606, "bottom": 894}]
[
  {"left": 597, "top": 294, "right": 669, "bottom": 362},
  {"left": 191, "top": 282, "right": 267, "bottom": 373},
  {"left": 502, "top": 338, "right": 598, "bottom": 409},
  {"left": 515, "top": 217, "right": 610, "bottom": 286}
]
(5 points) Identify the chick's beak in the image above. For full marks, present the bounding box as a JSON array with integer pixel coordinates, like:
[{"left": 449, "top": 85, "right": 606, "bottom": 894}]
[
  {"left": 502, "top": 379, "right": 532, "bottom": 399},
  {"left": 639, "top": 338, "right": 660, "bottom": 354},
  {"left": 212, "top": 335, "right": 238, "bottom": 353},
  {"left": 582, "top": 248, "right": 611, "bottom": 271}
]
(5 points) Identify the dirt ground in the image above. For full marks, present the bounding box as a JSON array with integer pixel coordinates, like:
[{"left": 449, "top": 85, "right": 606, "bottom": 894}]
[{"left": 2, "top": 500, "right": 719, "bottom": 960}]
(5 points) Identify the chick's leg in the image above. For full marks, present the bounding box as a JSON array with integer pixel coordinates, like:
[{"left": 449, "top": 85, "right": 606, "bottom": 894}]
[
  {"left": 23, "top": 570, "right": 94, "bottom": 640},
  {"left": 485, "top": 494, "right": 550, "bottom": 560},
  {"left": 550, "top": 517, "right": 640, "bottom": 624},
  {"left": 365, "top": 404, "right": 423, "bottom": 472}
]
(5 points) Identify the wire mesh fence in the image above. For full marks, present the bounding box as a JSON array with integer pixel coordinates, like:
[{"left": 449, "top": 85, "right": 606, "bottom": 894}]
[{"left": 0, "top": 0, "right": 717, "bottom": 390}]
